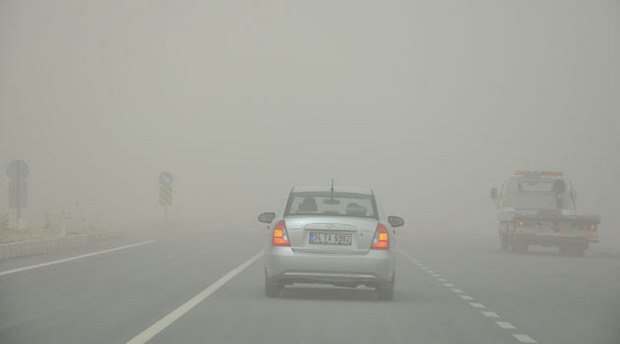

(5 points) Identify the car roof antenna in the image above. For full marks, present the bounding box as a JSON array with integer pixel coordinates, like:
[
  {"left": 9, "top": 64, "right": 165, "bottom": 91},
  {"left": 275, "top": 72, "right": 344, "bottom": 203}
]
[{"left": 330, "top": 179, "right": 335, "bottom": 202}]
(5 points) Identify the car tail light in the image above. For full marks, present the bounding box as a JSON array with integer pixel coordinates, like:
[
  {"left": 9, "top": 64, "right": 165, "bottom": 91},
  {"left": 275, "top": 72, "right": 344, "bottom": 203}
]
[
  {"left": 272, "top": 220, "right": 290, "bottom": 246},
  {"left": 582, "top": 223, "right": 597, "bottom": 230},
  {"left": 517, "top": 220, "right": 527, "bottom": 226},
  {"left": 371, "top": 223, "right": 389, "bottom": 250}
]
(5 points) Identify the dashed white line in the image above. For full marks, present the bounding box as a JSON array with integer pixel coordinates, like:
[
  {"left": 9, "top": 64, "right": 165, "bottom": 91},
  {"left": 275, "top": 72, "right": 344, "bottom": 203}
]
[
  {"left": 513, "top": 334, "right": 537, "bottom": 343},
  {"left": 0, "top": 240, "right": 156, "bottom": 276},
  {"left": 482, "top": 311, "right": 500, "bottom": 318},
  {"left": 126, "top": 250, "right": 263, "bottom": 344},
  {"left": 496, "top": 321, "right": 517, "bottom": 329},
  {"left": 399, "top": 251, "right": 536, "bottom": 344}
]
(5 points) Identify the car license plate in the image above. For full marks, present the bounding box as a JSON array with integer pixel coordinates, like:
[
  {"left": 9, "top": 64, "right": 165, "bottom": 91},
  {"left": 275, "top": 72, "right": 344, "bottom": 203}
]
[{"left": 309, "top": 232, "right": 352, "bottom": 245}]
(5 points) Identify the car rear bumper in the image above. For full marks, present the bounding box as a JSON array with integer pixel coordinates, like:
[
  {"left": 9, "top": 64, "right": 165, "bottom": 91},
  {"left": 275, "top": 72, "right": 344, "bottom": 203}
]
[{"left": 265, "top": 247, "right": 395, "bottom": 286}]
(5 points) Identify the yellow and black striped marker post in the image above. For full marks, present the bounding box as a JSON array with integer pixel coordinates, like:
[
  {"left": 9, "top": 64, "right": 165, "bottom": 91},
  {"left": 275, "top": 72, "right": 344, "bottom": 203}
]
[{"left": 159, "top": 186, "right": 173, "bottom": 206}]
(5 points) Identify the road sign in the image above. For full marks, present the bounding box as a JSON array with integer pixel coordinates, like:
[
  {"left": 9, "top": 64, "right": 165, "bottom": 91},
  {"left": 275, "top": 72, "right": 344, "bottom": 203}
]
[
  {"left": 7, "top": 160, "right": 29, "bottom": 180},
  {"left": 9, "top": 180, "right": 28, "bottom": 208},
  {"left": 159, "top": 172, "right": 173, "bottom": 186},
  {"left": 159, "top": 186, "right": 173, "bottom": 206}
]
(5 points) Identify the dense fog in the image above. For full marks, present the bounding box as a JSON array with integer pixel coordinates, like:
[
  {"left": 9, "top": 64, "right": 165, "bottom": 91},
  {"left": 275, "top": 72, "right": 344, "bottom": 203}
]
[{"left": 1, "top": 1, "right": 618, "bottom": 244}]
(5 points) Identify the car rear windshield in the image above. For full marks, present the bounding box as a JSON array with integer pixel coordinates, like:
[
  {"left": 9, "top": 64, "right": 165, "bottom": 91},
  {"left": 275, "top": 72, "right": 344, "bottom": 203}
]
[{"left": 284, "top": 192, "right": 378, "bottom": 218}]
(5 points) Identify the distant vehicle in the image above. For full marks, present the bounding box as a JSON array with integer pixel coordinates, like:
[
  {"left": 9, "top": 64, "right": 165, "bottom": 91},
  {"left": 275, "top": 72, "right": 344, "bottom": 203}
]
[
  {"left": 490, "top": 170, "right": 600, "bottom": 256},
  {"left": 258, "top": 186, "right": 404, "bottom": 300}
]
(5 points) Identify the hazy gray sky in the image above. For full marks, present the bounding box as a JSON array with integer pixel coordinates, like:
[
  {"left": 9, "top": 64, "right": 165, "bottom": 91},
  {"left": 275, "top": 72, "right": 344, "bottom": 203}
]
[{"left": 1, "top": 1, "right": 618, "bottom": 238}]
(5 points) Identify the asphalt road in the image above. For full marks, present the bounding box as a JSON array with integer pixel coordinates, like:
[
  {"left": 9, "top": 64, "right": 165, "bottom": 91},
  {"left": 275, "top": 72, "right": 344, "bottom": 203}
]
[{"left": 1, "top": 225, "right": 619, "bottom": 344}]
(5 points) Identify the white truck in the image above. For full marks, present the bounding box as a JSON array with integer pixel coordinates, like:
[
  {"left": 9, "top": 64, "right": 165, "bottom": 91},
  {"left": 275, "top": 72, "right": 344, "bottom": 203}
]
[{"left": 490, "top": 170, "right": 600, "bottom": 256}]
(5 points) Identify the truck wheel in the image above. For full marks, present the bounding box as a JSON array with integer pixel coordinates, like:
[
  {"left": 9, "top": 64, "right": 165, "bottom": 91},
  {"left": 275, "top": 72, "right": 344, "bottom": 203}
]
[
  {"left": 499, "top": 234, "right": 509, "bottom": 251},
  {"left": 559, "top": 244, "right": 576, "bottom": 256},
  {"left": 571, "top": 242, "right": 587, "bottom": 257},
  {"left": 508, "top": 238, "right": 523, "bottom": 253},
  {"left": 573, "top": 247, "right": 585, "bottom": 257}
]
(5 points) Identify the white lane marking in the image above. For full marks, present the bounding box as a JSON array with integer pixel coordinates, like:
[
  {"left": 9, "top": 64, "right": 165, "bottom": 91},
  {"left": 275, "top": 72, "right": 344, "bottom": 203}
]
[
  {"left": 430, "top": 274, "right": 440, "bottom": 277},
  {"left": 126, "top": 251, "right": 263, "bottom": 344},
  {"left": 496, "top": 321, "right": 517, "bottom": 329},
  {"left": 398, "top": 250, "right": 535, "bottom": 343},
  {"left": 0, "top": 240, "right": 155, "bottom": 277},
  {"left": 482, "top": 311, "right": 500, "bottom": 318},
  {"left": 513, "top": 334, "right": 537, "bottom": 343}
]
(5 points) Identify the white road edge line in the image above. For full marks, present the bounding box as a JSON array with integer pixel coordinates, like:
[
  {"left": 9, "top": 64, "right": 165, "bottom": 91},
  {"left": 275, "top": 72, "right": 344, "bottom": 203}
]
[
  {"left": 451, "top": 288, "right": 463, "bottom": 293},
  {"left": 513, "top": 334, "right": 537, "bottom": 343},
  {"left": 470, "top": 302, "right": 486, "bottom": 309},
  {"left": 126, "top": 250, "right": 263, "bottom": 344},
  {"left": 496, "top": 321, "right": 517, "bottom": 329},
  {"left": 460, "top": 295, "right": 474, "bottom": 300},
  {"left": 0, "top": 240, "right": 156, "bottom": 276}
]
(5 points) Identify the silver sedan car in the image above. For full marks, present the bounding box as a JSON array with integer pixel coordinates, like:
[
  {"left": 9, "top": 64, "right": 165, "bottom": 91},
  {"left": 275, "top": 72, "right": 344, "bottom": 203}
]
[{"left": 258, "top": 186, "right": 404, "bottom": 300}]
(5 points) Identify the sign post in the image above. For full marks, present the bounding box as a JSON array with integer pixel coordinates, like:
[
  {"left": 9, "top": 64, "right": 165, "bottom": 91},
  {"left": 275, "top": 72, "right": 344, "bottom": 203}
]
[
  {"left": 159, "top": 172, "right": 173, "bottom": 222},
  {"left": 7, "top": 160, "right": 29, "bottom": 227}
]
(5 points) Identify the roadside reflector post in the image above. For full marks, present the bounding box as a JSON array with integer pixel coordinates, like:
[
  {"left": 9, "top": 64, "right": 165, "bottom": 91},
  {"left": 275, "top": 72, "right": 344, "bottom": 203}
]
[
  {"left": 159, "top": 172, "right": 173, "bottom": 223},
  {"left": 7, "top": 160, "right": 29, "bottom": 229}
]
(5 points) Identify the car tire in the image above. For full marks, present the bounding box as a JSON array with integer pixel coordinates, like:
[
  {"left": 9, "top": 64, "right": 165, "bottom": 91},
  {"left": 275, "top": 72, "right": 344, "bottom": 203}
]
[
  {"left": 377, "top": 275, "right": 395, "bottom": 301},
  {"left": 265, "top": 272, "right": 282, "bottom": 297}
]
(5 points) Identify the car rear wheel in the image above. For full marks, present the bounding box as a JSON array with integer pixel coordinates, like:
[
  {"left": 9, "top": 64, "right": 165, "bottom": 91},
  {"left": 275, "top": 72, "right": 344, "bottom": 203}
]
[
  {"left": 377, "top": 274, "right": 395, "bottom": 301},
  {"left": 265, "top": 272, "right": 282, "bottom": 297}
]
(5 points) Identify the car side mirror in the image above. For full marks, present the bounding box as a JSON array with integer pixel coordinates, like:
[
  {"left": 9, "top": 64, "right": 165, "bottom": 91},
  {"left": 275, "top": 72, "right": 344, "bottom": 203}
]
[
  {"left": 388, "top": 216, "right": 404, "bottom": 228},
  {"left": 258, "top": 212, "right": 276, "bottom": 224}
]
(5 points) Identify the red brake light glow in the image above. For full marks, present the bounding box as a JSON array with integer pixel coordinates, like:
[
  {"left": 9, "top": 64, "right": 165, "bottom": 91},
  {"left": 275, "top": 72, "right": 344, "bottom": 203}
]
[
  {"left": 371, "top": 223, "right": 389, "bottom": 250},
  {"left": 272, "top": 221, "right": 290, "bottom": 246}
]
